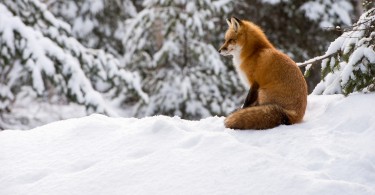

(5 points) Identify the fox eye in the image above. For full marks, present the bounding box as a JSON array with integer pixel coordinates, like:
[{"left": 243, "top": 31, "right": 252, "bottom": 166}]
[{"left": 228, "top": 39, "right": 235, "bottom": 43}]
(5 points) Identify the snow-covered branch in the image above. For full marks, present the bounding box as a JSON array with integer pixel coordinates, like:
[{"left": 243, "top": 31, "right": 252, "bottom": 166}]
[{"left": 313, "top": 8, "right": 375, "bottom": 95}]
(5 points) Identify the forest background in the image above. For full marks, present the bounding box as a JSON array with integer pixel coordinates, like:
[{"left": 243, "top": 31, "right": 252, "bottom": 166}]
[{"left": 0, "top": 0, "right": 374, "bottom": 129}]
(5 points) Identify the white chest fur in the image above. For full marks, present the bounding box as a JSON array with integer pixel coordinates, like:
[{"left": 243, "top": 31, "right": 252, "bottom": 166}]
[{"left": 232, "top": 46, "right": 250, "bottom": 89}]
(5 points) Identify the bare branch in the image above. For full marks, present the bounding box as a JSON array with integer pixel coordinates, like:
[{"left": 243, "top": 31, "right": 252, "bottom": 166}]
[{"left": 297, "top": 52, "right": 338, "bottom": 67}]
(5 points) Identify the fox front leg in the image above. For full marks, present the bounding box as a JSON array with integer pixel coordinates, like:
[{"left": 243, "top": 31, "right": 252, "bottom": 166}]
[{"left": 242, "top": 82, "right": 259, "bottom": 109}]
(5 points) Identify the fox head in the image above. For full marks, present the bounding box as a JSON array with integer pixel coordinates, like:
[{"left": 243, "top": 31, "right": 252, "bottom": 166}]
[{"left": 218, "top": 17, "right": 242, "bottom": 56}]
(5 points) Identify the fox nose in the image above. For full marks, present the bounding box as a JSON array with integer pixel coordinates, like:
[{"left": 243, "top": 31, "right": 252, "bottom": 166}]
[{"left": 218, "top": 48, "right": 222, "bottom": 53}]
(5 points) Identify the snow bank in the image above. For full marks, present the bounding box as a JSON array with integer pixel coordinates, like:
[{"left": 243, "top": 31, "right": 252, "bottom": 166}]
[{"left": 1, "top": 94, "right": 375, "bottom": 195}]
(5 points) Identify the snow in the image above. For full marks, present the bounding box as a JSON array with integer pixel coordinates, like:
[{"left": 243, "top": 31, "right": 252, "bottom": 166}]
[
  {"left": 332, "top": 1, "right": 353, "bottom": 26},
  {"left": 72, "top": 17, "right": 96, "bottom": 38},
  {"left": 261, "top": 0, "right": 283, "bottom": 5},
  {"left": 300, "top": 1, "right": 325, "bottom": 21},
  {"left": 313, "top": 71, "right": 343, "bottom": 95},
  {"left": 1, "top": 94, "right": 375, "bottom": 195},
  {"left": 299, "top": 0, "right": 353, "bottom": 28}
]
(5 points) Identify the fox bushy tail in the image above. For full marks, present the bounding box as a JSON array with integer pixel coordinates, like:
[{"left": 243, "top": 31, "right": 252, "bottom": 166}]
[{"left": 224, "top": 104, "right": 293, "bottom": 130}]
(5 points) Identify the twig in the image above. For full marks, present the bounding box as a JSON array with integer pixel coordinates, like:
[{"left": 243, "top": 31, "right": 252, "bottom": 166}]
[{"left": 297, "top": 52, "right": 338, "bottom": 67}]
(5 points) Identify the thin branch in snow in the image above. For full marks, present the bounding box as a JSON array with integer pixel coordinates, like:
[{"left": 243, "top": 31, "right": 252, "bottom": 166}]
[{"left": 297, "top": 52, "right": 339, "bottom": 67}]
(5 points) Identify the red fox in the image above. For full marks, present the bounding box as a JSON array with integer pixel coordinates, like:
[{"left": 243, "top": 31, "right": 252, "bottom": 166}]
[{"left": 219, "top": 17, "right": 307, "bottom": 130}]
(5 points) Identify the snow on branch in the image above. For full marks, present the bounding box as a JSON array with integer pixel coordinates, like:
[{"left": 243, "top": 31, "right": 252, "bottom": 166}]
[{"left": 312, "top": 8, "right": 375, "bottom": 95}]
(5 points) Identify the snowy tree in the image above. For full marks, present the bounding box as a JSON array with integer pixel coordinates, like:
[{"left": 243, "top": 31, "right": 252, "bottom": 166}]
[
  {"left": 123, "top": 0, "right": 240, "bottom": 119},
  {"left": 46, "top": 0, "right": 138, "bottom": 56},
  {"left": 313, "top": 8, "right": 375, "bottom": 95},
  {"left": 0, "top": 0, "right": 147, "bottom": 116}
]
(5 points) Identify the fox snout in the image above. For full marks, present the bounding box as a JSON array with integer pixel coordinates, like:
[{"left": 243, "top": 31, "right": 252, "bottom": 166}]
[
  {"left": 218, "top": 43, "right": 230, "bottom": 56},
  {"left": 218, "top": 45, "right": 227, "bottom": 54},
  {"left": 218, "top": 43, "right": 232, "bottom": 56}
]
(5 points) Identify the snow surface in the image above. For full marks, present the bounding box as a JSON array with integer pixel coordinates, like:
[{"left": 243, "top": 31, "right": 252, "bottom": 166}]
[{"left": 1, "top": 94, "right": 375, "bottom": 195}]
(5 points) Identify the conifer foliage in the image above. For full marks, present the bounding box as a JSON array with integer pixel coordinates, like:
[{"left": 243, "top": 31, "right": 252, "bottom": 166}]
[
  {"left": 47, "top": 0, "right": 138, "bottom": 56},
  {"left": 313, "top": 8, "right": 375, "bottom": 95},
  {"left": 123, "top": 0, "right": 240, "bottom": 118},
  {"left": 0, "top": 0, "right": 147, "bottom": 115}
]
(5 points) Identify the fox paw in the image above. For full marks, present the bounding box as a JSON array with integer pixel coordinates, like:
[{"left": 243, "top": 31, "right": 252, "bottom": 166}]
[{"left": 224, "top": 115, "right": 237, "bottom": 129}]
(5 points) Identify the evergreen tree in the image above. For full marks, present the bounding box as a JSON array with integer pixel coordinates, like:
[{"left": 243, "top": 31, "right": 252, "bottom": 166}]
[
  {"left": 46, "top": 0, "right": 138, "bottom": 56},
  {"left": 123, "top": 0, "right": 241, "bottom": 119},
  {"left": 313, "top": 8, "right": 375, "bottom": 95},
  {"left": 0, "top": 0, "right": 147, "bottom": 116}
]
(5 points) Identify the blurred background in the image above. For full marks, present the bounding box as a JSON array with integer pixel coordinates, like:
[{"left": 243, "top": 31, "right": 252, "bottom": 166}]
[{"left": 0, "top": 0, "right": 374, "bottom": 129}]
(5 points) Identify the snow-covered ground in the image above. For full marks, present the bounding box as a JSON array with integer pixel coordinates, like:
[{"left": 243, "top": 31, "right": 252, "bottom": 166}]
[{"left": 1, "top": 94, "right": 375, "bottom": 195}]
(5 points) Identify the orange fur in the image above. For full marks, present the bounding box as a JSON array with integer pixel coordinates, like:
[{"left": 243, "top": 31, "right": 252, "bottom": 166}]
[{"left": 219, "top": 18, "right": 307, "bottom": 130}]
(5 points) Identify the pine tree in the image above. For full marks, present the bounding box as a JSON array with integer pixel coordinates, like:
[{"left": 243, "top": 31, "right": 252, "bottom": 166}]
[
  {"left": 313, "top": 8, "right": 375, "bottom": 95},
  {"left": 46, "top": 0, "right": 138, "bottom": 56},
  {"left": 0, "top": 0, "right": 147, "bottom": 116},
  {"left": 123, "top": 0, "right": 241, "bottom": 119}
]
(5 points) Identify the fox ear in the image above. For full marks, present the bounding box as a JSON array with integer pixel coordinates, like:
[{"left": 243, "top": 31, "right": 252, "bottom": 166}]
[
  {"left": 231, "top": 17, "right": 241, "bottom": 32},
  {"left": 233, "top": 17, "right": 242, "bottom": 23},
  {"left": 226, "top": 18, "right": 231, "bottom": 27}
]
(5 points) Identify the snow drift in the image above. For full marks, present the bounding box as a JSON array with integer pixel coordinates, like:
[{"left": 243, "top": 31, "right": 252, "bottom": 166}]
[{"left": 1, "top": 94, "right": 375, "bottom": 195}]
